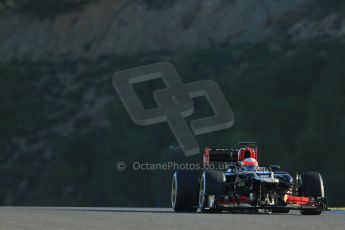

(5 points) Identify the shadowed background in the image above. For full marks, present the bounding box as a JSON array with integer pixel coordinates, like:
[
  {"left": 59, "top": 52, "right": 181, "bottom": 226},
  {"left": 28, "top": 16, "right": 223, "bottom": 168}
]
[{"left": 0, "top": 0, "right": 344, "bottom": 207}]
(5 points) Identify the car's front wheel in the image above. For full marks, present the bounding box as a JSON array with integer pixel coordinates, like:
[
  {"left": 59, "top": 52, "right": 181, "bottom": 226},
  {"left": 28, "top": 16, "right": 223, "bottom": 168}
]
[{"left": 299, "top": 171, "right": 324, "bottom": 215}]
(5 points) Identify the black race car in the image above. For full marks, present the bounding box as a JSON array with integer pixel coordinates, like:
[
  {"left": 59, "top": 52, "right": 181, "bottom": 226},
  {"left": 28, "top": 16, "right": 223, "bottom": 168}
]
[{"left": 171, "top": 142, "right": 327, "bottom": 215}]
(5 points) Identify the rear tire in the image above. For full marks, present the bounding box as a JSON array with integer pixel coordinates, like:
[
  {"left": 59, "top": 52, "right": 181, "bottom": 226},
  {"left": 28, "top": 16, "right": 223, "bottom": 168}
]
[
  {"left": 299, "top": 172, "right": 324, "bottom": 215},
  {"left": 199, "top": 170, "right": 226, "bottom": 213},
  {"left": 171, "top": 170, "right": 200, "bottom": 212}
]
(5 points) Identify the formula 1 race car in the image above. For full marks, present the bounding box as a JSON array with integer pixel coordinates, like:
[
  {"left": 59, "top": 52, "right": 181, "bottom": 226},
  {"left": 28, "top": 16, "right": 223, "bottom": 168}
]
[{"left": 171, "top": 142, "right": 327, "bottom": 215}]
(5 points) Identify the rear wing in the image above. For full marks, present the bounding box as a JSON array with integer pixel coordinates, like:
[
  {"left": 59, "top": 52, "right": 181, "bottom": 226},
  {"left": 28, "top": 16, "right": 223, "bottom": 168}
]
[
  {"left": 203, "top": 147, "right": 238, "bottom": 166},
  {"left": 203, "top": 142, "right": 258, "bottom": 167}
]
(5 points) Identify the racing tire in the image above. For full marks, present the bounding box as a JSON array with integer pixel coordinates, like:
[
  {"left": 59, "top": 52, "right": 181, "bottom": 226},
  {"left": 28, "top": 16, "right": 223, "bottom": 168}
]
[
  {"left": 299, "top": 172, "right": 324, "bottom": 215},
  {"left": 171, "top": 170, "right": 200, "bottom": 212},
  {"left": 199, "top": 170, "right": 226, "bottom": 213}
]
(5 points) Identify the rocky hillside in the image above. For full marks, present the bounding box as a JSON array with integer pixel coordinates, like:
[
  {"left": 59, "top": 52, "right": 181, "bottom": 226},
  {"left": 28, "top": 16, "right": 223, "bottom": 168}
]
[{"left": 0, "top": 0, "right": 345, "bottom": 62}]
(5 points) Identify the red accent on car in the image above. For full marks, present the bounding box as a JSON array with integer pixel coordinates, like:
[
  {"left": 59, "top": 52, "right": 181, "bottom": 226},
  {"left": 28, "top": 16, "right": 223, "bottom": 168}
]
[
  {"left": 286, "top": 196, "right": 310, "bottom": 205},
  {"left": 203, "top": 147, "right": 210, "bottom": 166},
  {"left": 238, "top": 147, "right": 257, "bottom": 161},
  {"left": 239, "top": 195, "right": 250, "bottom": 203}
]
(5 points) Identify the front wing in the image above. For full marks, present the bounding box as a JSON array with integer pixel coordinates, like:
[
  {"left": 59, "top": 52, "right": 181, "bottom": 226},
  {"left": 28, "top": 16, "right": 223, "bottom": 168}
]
[{"left": 204, "top": 195, "right": 328, "bottom": 212}]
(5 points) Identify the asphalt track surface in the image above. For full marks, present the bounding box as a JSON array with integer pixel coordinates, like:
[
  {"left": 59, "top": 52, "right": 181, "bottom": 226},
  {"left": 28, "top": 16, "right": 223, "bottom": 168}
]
[{"left": 0, "top": 207, "right": 344, "bottom": 230}]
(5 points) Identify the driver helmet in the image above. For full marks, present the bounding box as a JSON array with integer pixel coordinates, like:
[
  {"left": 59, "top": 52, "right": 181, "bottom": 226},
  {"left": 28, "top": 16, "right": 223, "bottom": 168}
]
[{"left": 241, "top": 158, "right": 258, "bottom": 171}]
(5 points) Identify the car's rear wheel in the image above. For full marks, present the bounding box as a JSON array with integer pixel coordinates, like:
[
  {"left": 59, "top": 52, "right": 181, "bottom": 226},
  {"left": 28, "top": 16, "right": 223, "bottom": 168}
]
[
  {"left": 171, "top": 170, "right": 200, "bottom": 212},
  {"left": 199, "top": 170, "right": 226, "bottom": 213},
  {"left": 299, "top": 172, "right": 324, "bottom": 215}
]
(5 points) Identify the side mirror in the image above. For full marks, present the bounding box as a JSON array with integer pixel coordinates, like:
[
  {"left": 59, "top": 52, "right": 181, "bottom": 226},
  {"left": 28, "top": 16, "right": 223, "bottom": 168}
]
[{"left": 270, "top": 165, "right": 280, "bottom": 171}]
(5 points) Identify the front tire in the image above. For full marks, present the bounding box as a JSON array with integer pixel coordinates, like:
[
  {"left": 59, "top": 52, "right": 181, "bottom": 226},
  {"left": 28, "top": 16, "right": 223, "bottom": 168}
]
[
  {"left": 299, "top": 172, "right": 324, "bottom": 215},
  {"left": 171, "top": 170, "right": 200, "bottom": 212}
]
